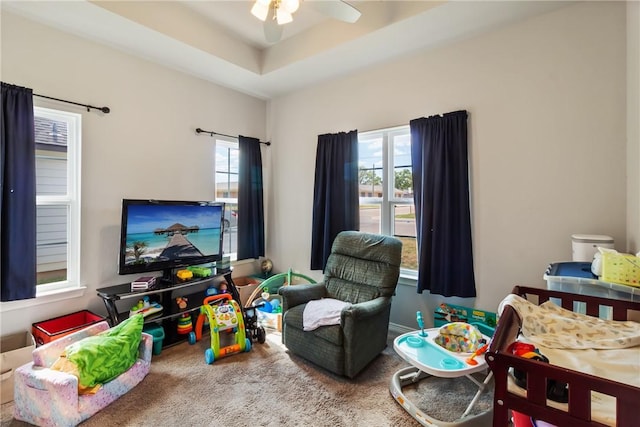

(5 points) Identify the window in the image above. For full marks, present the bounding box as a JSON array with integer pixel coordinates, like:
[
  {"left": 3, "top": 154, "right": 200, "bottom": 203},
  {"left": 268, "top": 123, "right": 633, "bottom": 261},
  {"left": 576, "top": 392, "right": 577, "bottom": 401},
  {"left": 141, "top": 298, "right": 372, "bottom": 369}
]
[
  {"left": 214, "top": 137, "right": 239, "bottom": 259},
  {"left": 358, "top": 126, "right": 416, "bottom": 272},
  {"left": 35, "top": 107, "right": 81, "bottom": 294}
]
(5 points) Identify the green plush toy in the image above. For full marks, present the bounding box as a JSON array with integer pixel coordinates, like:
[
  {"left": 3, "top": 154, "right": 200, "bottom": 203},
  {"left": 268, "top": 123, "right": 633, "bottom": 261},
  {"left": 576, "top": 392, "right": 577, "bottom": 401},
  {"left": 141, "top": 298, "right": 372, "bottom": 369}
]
[{"left": 64, "top": 314, "right": 144, "bottom": 389}]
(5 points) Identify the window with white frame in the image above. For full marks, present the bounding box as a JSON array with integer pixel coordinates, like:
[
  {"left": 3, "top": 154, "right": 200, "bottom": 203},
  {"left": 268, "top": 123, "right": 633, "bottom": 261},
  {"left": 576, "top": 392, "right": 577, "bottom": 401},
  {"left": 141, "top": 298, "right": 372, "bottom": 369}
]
[
  {"left": 214, "top": 137, "right": 239, "bottom": 260},
  {"left": 35, "top": 107, "right": 81, "bottom": 294},
  {"left": 358, "top": 126, "right": 417, "bottom": 272}
]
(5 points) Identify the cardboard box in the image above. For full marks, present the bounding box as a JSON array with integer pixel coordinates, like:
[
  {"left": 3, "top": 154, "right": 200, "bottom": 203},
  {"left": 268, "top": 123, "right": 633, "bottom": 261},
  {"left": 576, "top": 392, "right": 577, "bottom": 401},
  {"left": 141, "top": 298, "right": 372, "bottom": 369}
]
[
  {"left": 234, "top": 276, "right": 264, "bottom": 306},
  {"left": 434, "top": 303, "right": 497, "bottom": 336},
  {"left": 32, "top": 310, "right": 105, "bottom": 346},
  {"left": 256, "top": 310, "right": 282, "bottom": 331},
  {"left": 254, "top": 295, "right": 282, "bottom": 331},
  {"left": 1, "top": 331, "right": 35, "bottom": 403}
]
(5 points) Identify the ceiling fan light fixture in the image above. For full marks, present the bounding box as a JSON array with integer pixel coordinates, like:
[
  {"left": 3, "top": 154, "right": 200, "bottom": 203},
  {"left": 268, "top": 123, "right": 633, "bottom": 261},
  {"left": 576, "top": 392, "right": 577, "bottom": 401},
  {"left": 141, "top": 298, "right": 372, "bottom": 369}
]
[
  {"left": 276, "top": 8, "right": 293, "bottom": 25},
  {"left": 256, "top": 0, "right": 360, "bottom": 43},
  {"left": 251, "top": 0, "right": 270, "bottom": 22}
]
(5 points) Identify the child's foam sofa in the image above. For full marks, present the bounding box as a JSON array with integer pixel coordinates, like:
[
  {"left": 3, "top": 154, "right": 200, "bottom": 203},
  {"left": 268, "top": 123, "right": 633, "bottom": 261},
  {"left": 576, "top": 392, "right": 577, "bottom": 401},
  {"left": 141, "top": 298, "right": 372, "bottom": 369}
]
[{"left": 13, "top": 319, "right": 152, "bottom": 427}]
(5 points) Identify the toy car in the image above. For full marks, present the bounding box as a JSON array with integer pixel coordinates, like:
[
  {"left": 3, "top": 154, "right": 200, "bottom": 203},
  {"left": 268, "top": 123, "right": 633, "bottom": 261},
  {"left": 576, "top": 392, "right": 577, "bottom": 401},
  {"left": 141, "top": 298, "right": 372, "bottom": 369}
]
[
  {"left": 176, "top": 269, "right": 193, "bottom": 281},
  {"left": 187, "top": 266, "right": 212, "bottom": 278}
]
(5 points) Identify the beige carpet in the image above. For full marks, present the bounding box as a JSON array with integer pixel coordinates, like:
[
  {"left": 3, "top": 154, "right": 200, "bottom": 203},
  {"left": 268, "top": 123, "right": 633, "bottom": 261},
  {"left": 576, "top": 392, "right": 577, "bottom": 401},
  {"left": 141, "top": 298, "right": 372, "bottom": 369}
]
[{"left": 1, "top": 331, "right": 493, "bottom": 426}]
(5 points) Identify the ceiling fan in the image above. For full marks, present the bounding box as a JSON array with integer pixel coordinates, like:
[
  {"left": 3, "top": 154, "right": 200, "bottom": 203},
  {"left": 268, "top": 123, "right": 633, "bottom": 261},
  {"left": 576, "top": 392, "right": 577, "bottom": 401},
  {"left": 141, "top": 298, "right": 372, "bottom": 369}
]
[{"left": 251, "top": 0, "right": 362, "bottom": 43}]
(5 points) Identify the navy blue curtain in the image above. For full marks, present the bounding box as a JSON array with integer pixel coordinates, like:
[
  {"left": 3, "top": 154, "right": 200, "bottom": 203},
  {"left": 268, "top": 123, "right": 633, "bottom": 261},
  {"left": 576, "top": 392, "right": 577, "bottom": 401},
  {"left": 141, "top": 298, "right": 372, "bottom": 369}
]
[
  {"left": 410, "top": 110, "right": 476, "bottom": 297},
  {"left": 310, "top": 130, "right": 359, "bottom": 270},
  {"left": 1, "top": 83, "right": 37, "bottom": 301},
  {"left": 237, "top": 135, "right": 265, "bottom": 260}
]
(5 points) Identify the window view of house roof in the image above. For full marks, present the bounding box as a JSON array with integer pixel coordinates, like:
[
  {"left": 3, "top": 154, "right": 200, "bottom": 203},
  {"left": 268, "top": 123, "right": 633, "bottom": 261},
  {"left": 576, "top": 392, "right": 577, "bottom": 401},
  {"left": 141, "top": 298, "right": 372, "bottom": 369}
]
[{"left": 35, "top": 116, "right": 68, "bottom": 147}]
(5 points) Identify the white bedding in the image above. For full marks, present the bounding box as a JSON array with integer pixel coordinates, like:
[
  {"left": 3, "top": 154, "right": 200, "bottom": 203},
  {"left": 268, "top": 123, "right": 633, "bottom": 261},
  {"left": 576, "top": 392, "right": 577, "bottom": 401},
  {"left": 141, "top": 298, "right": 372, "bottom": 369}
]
[
  {"left": 500, "top": 295, "right": 640, "bottom": 426},
  {"left": 499, "top": 294, "right": 640, "bottom": 349}
]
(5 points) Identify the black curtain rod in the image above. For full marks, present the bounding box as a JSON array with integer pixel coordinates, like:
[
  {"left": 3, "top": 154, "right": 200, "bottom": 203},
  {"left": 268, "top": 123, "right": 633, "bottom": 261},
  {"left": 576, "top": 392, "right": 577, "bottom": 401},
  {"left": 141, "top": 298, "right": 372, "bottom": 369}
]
[
  {"left": 195, "top": 128, "right": 270, "bottom": 146},
  {"left": 34, "top": 93, "right": 110, "bottom": 114}
]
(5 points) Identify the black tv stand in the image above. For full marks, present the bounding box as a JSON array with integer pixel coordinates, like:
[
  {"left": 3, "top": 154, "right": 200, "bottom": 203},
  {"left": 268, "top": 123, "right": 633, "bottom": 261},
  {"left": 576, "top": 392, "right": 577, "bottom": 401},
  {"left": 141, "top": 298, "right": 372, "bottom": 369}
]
[
  {"left": 158, "top": 267, "right": 180, "bottom": 287},
  {"left": 96, "top": 268, "right": 235, "bottom": 348}
]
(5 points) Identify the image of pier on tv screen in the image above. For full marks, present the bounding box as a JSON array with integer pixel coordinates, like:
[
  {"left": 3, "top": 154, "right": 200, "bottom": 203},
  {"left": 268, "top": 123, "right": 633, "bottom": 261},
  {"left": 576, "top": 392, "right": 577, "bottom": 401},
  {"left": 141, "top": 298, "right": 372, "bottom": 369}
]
[{"left": 124, "top": 203, "right": 222, "bottom": 266}]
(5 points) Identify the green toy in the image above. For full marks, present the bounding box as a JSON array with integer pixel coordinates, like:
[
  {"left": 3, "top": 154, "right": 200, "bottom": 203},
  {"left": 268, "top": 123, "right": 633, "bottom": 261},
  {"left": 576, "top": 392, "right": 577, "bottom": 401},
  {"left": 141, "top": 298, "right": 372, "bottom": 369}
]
[{"left": 189, "top": 293, "right": 250, "bottom": 364}]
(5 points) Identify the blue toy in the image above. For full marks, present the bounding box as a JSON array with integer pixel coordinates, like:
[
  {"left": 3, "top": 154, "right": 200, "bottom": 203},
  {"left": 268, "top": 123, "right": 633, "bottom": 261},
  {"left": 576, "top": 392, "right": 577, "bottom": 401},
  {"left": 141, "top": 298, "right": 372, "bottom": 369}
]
[
  {"left": 416, "top": 311, "right": 427, "bottom": 337},
  {"left": 259, "top": 300, "right": 273, "bottom": 313}
]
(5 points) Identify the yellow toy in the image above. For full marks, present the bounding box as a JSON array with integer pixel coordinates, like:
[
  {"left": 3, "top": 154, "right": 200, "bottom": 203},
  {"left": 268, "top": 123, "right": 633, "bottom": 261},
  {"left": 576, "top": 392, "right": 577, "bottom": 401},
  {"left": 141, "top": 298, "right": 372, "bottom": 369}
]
[
  {"left": 189, "top": 293, "right": 251, "bottom": 364},
  {"left": 176, "top": 269, "right": 193, "bottom": 281}
]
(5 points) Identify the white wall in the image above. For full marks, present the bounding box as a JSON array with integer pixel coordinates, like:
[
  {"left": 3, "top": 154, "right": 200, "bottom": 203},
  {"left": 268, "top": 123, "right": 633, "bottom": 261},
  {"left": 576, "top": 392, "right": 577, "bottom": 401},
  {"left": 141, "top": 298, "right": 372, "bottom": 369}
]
[
  {"left": 267, "top": 1, "right": 629, "bottom": 327},
  {"left": 627, "top": 0, "right": 640, "bottom": 254},
  {"left": 0, "top": 1, "right": 634, "bottom": 334},
  {"left": 0, "top": 12, "right": 266, "bottom": 335}
]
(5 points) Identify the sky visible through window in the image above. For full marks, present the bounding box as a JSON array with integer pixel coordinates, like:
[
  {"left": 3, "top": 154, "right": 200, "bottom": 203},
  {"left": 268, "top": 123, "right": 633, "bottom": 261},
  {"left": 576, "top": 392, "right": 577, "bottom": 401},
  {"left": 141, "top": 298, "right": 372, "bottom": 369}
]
[
  {"left": 216, "top": 142, "right": 239, "bottom": 182},
  {"left": 359, "top": 131, "right": 412, "bottom": 189}
]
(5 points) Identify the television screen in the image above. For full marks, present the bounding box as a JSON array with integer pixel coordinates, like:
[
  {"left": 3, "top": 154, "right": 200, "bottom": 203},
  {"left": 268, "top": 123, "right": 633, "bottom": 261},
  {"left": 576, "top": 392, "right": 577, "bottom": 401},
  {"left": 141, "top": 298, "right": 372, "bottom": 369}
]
[{"left": 118, "top": 199, "right": 225, "bottom": 277}]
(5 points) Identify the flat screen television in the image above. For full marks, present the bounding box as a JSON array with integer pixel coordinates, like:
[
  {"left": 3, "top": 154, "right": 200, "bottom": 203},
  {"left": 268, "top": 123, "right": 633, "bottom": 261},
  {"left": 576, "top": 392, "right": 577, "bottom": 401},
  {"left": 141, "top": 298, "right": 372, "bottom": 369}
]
[{"left": 118, "top": 199, "right": 225, "bottom": 281}]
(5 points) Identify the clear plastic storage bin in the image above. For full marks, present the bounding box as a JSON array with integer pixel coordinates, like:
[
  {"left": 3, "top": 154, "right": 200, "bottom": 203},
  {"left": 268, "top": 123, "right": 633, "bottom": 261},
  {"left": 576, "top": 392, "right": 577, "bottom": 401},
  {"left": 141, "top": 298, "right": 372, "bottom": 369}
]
[{"left": 544, "top": 262, "right": 640, "bottom": 318}]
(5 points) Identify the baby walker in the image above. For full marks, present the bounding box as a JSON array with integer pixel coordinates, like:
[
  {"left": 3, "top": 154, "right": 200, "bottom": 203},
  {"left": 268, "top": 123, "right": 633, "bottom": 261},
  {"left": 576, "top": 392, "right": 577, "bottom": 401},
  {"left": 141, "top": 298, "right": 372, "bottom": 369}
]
[
  {"left": 389, "top": 311, "right": 494, "bottom": 427},
  {"left": 189, "top": 293, "right": 251, "bottom": 364}
]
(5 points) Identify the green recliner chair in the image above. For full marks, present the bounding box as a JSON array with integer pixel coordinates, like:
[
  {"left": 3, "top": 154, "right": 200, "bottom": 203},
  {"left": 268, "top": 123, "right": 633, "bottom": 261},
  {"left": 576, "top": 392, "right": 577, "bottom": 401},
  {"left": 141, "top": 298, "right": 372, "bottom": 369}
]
[{"left": 280, "top": 231, "right": 402, "bottom": 378}]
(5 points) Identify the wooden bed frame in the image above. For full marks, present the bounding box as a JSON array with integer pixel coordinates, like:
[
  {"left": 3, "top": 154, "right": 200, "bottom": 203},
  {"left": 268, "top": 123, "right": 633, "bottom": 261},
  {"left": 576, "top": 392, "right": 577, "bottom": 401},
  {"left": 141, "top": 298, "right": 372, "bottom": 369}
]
[{"left": 486, "top": 285, "right": 640, "bottom": 427}]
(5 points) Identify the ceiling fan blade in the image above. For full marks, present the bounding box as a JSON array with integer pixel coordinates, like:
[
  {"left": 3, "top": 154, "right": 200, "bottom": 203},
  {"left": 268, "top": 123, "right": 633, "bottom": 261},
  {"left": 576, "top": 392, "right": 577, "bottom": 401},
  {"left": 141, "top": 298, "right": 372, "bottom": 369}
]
[
  {"left": 308, "top": 0, "right": 361, "bottom": 24},
  {"left": 264, "top": 6, "right": 283, "bottom": 43}
]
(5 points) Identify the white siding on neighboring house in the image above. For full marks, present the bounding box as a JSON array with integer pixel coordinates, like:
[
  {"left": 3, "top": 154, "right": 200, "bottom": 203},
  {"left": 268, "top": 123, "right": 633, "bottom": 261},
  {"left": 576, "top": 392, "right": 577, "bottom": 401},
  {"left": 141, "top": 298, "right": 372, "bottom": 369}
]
[
  {"left": 36, "top": 155, "right": 66, "bottom": 195},
  {"left": 36, "top": 205, "right": 67, "bottom": 273},
  {"left": 35, "top": 114, "right": 69, "bottom": 274}
]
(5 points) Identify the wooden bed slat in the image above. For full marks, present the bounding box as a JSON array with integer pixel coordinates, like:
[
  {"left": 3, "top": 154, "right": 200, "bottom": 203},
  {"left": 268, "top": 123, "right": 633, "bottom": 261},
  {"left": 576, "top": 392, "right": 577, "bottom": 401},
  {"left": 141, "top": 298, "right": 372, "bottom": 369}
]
[{"left": 568, "top": 386, "right": 591, "bottom": 420}]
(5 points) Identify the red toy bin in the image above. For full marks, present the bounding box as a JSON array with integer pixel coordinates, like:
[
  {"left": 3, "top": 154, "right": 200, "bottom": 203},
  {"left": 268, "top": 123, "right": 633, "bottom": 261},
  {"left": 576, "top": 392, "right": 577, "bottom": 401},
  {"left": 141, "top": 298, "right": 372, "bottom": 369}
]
[{"left": 32, "top": 310, "right": 105, "bottom": 346}]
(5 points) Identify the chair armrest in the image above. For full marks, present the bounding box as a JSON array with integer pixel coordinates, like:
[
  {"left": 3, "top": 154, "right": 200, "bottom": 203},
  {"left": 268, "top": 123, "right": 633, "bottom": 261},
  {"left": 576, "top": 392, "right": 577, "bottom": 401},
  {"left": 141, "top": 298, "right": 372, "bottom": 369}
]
[
  {"left": 15, "top": 363, "right": 80, "bottom": 412},
  {"left": 33, "top": 321, "right": 111, "bottom": 367},
  {"left": 340, "top": 297, "right": 391, "bottom": 355},
  {"left": 341, "top": 297, "right": 390, "bottom": 322},
  {"left": 139, "top": 333, "right": 153, "bottom": 362},
  {"left": 279, "top": 283, "right": 327, "bottom": 312},
  {"left": 15, "top": 363, "right": 80, "bottom": 405}
]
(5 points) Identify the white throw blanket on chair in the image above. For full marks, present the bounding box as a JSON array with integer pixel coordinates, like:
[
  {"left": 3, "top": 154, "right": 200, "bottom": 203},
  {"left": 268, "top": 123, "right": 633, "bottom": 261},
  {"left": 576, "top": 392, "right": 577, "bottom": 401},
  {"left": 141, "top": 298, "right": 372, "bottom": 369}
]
[{"left": 303, "top": 298, "right": 351, "bottom": 331}]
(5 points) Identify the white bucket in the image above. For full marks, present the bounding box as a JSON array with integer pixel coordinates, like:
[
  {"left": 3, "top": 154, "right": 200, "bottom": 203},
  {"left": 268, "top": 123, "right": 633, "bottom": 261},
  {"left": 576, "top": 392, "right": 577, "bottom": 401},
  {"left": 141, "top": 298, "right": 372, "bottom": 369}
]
[{"left": 571, "top": 234, "right": 614, "bottom": 262}]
